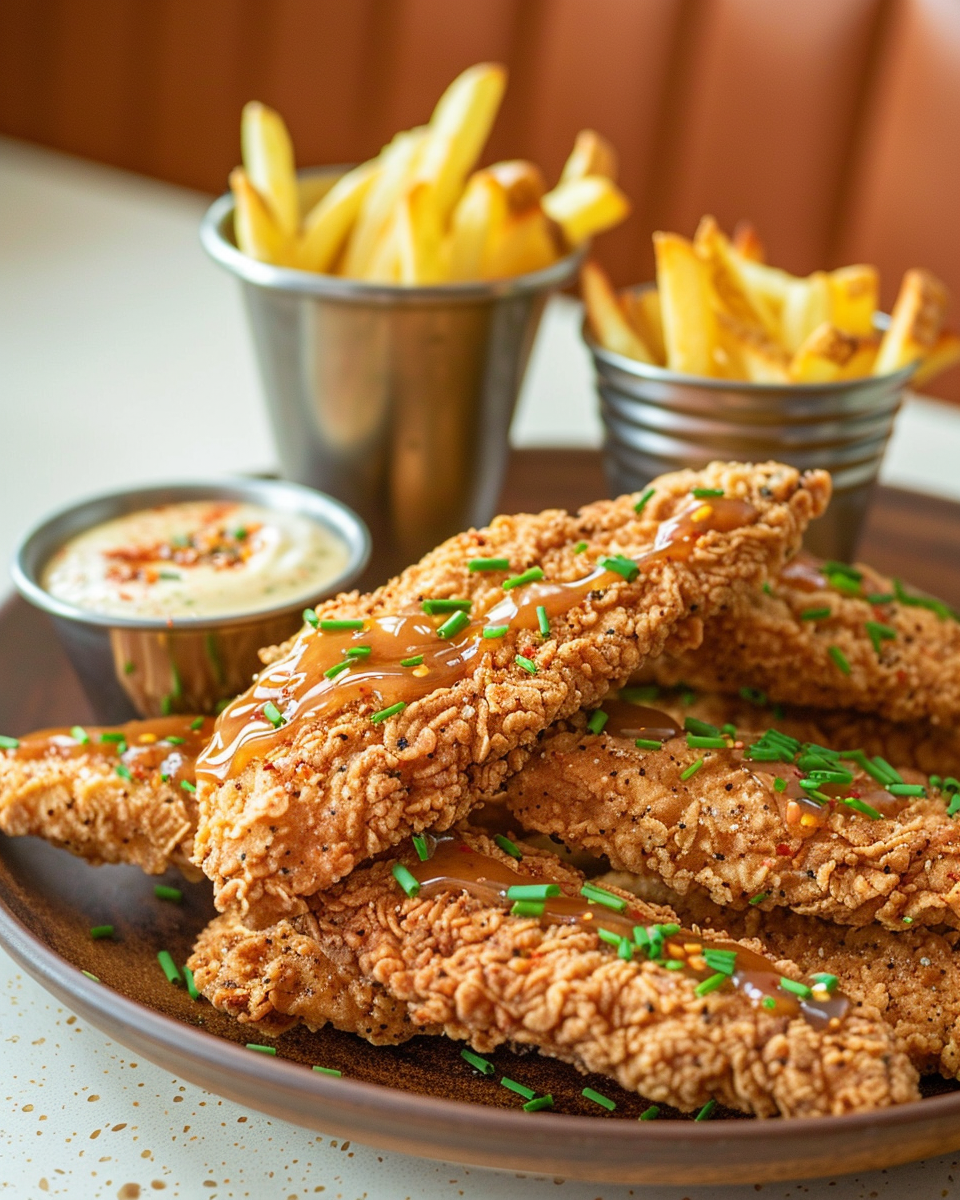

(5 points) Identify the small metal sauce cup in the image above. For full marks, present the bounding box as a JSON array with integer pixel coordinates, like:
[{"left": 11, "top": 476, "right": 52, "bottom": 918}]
[
  {"left": 12, "top": 478, "right": 370, "bottom": 724},
  {"left": 200, "top": 168, "right": 583, "bottom": 578},
  {"left": 585, "top": 286, "right": 916, "bottom": 560}
]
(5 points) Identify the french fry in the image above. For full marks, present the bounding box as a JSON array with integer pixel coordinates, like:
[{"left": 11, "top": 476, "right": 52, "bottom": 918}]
[
  {"left": 396, "top": 183, "right": 448, "bottom": 285},
  {"left": 873, "top": 268, "right": 950, "bottom": 376},
  {"left": 541, "top": 175, "right": 631, "bottom": 247},
  {"left": 912, "top": 329, "right": 960, "bottom": 387},
  {"left": 341, "top": 127, "right": 428, "bottom": 278},
  {"left": 229, "top": 167, "right": 297, "bottom": 266},
  {"left": 828, "top": 264, "right": 879, "bottom": 337},
  {"left": 694, "top": 215, "right": 780, "bottom": 340},
  {"left": 241, "top": 102, "right": 300, "bottom": 238},
  {"left": 779, "top": 272, "right": 831, "bottom": 353},
  {"left": 789, "top": 323, "right": 880, "bottom": 383},
  {"left": 484, "top": 209, "right": 558, "bottom": 278},
  {"left": 732, "top": 220, "right": 765, "bottom": 262},
  {"left": 715, "top": 312, "right": 790, "bottom": 383},
  {"left": 447, "top": 171, "right": 508, "bottom": 281},
  {"left": 581, "top": 261, "right": 655, "bottom": 363},
  {"left": 486, "top": 160, "right": 546, "bottom": 215},
  {"left": 621, "top": 288, "right": 666, "bottom": 365},
  {"left": 654, "top": 232, "right": 716, "bottom": 375},
  {"left": 559, "top": 129, "right": 618, "bottom": 184},
  {"left": 297, "top": 159, "right": 381, "bottom": 273}
]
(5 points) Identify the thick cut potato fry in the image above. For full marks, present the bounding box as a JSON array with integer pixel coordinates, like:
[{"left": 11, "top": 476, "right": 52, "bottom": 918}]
[
  {"left": 230, "top": 167, "right": 297, "bottom": 266},
  {"left": 241, "top": 102, "right": 299, "bottom": 238},
  {"left": 447, "top": 171, "right": 508, "bottom": 281},
  {"left": 342, "top": 128, "right": 427, "bottom": 278},
  {"left": 396, "top": 183, "right": 448, "bottom": 285},
  {"left": 780, "top": 272, "right": 831, "bottom": 353},
  {"left": 789, "top": 323, "right": 880, "bottom": 382},
  {"left": 559, "top": 129, "right": 618, "bottom": 184},
  {"left": 541, "top": 175, "right": 630, "bottom": 247},
  {"left": 732, "top": 220, "right": 765, "bottom": 262},
  {"left": 715, "top": 312, "right": 790, "bottom": 382},
  {"left": 485, "top": 160, "right": 546, "bottom": 215},
  {"left": 621, "top": 288, "right": 666, "bottom": 365},
  {"left": 654, "top": 232, "right": 716, "bottom": 375},
  {"left": 582, "top": 261, "right": 655, "bottom": 363},
  {"left": 415, "top": 63, "right": 507, "bottom": 224},
  {"left": 912, "top": 329, "right": 960, "bottom": 387},
  {"left": 874, "top": 268, "right": 950, "bottom": 376},
  {"left": 484, "top": 209, "right": 558, "bottom": 279},
  {"left": 694, "top": 216, "right": 780, "bottom": 340},
  {"left": 297, "top": 160, "right": 381, "bottom": 273},
  {"left": 828, "top": 265, "right": 879, "bottom": 337}
]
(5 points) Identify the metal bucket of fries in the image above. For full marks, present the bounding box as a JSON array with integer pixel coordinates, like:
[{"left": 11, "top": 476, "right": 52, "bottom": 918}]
[{"left": 201, "top": 173, "right": 582, "bottom": 575}]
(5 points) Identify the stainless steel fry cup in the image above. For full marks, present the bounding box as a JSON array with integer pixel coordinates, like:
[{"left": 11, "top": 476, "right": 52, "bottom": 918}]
[
  {"left": 12, "top": 478, "right": 370, "bottom": 724},
  {"left": 200, "top": 169, "right": 583, "bottom": 577},
  {"left": 586, "top": 287, "right": 916, "bottom": 560}
]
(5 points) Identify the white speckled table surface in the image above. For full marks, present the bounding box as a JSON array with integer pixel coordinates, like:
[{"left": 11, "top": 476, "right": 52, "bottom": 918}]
[{"left": 4, "top": 135, "right": 960, "bottom": 1199}]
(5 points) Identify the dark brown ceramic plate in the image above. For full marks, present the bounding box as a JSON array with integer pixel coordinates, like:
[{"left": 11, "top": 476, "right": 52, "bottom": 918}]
[{"left": 4, "top": 453, "right": 960, "bottom": 1185}]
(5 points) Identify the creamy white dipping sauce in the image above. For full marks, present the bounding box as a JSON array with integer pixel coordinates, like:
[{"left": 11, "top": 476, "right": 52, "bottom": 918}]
[{"left": 41, "top": 500, "right": 350, "bottom": 619}]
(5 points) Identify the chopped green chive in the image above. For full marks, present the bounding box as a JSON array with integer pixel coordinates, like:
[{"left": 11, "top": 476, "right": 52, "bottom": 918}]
[
  {"left": 801, "top": 607, "right": 831, "bottom": 621},
  {"left": 811, "top": 973, "right": 839, "bottom": 993},
  {"left": 867, "top": 592, "right": 895, "bottom": 605},
  {"left": 189, "top": 717, "right": 204, "bottom": 731},
  {"left": 161, "top": 695, "right": 172, "bottom": 716},
  {"left": 694, "top": 1099, "right": 717, "bottom": 1121},
  {"left": 828, "top": 646, "right": 851, "bottom": 675},
  {"left": 468, "top": 557, "right": 510, "bottom": 572},
  {"left": 621, "top": 685, "right": 659, "bottom": 703},
  {"left": 494, "top": 834, "right": 522, "bottom": 859},
  {"left": 501, "top": 1077, "right": 536, "bottom": 1100},
  {"left": 483, "top": 625, "right": 509, "bottom": 639},
  {"left": 684, "top": 717, "right": 719, "bottom": 737},
  {"left": 762, "top": 582, "right": 773, "bottom": 596},
  {"left": 90, "top": 925, "right": 114, "bottom": 940},
  {"left": 82, "top": 970, "right": 99, "bottom": 982},
  {"left": 949, "top": 794, "right": 960, "bottom": 819},
  {"left": 930, "top": 775, "right": 942, "bottom": 789},
  {"left": 502, "top": 567, "right": 544, "bottom": 591},
  {"left": 123, "top": 660, "right": 136, "bottom": 674},
  {"left": 183, "top": 965, "right": 200, "bottom": 1001},
  {"left": 639, "top": 1105, "right": 660, "bottom": 1121},
  {"left": 702, "top": 948, "right": 738, "bottom": 975},
  {"left": 303, "top": 608, "right": 319, "bottom": 628},
  {"left": 511, "top": 899, "right": 546, "bottom": 917},
  {"left": 894, "top": 578, "right": 954, "bottom": 620},
  {"left": 634, "top": 486, "right": 656, "bottom": 514},
  {"left": 779, "top": 977, "right": 812, "bottom": 999},
  {"left": 773, "top": 777, "right": 787, "bottom": 792},
  {"left": 871, "top": 755, "right": 902, "bottom": 785},
  {"left": 635, "top": 738, "right": 662, "bottom": 751},
  {"left": 246, "top": 1043, "right": 276, "bottom": 1055},
  {"left": 748, "top": 892, "right": 769, "bottom": 906},
  {"left": 70, "top": 725, "right": 89, "bottom": 744},
  {"left": 437, "top": 610, "right": 471, "bottom": 639},
  {"left": 344, "top": 645, "right": 371, "bottom": 658},
  {"left": 312, "top": 1065, "right": 342, "bottom": 1077},
  {"left": 536, "top": 605, "right": 550, "bottom": 637},
  {"left": 691, "top": 487, "right": 723, "bottom": 499},
  {"left": 515, "top": 655, "right": 538, "bottom": 675},
  {"left": 598, "top": 554, "right": 639, "bottom": 582},
  {"left": 903, "top": 916, "right": 914, "bottom": 924},
  {"left": 115, "top": 764, "right": 132, "bottom": 781},
  {"left": 263, "top": 700, "right": 286, "bottom": 726},
  {"left": 888, "top": 783, "right": 925, "bottom": 797},
  {"left": 320, "top": 618, "right": 366, "bottom": 630},
  {"left": 739, "top": 686, "right": 767, "bottom": 706},
  {"left": 166, "top": 735, "right": 185, "bottom": 745},
  {"left": 391, "top": 862, "right": 420, "bottom": 897},
  {"left": 587, "top": 709, "right": 609, "bottom": 735},
  {"left": 371, "top": 702, "right": 406, "bottom": 724},
  {"left": 154, "top": 885, "right": 183, "bottom": 903},
  {"left": 687, "top": 734, "right": 727, "bottom": 749},
  {"left": 582, "top": 1087, "right": 616, "bottom": 1111},
  {"left": 412, "top": 834, "right": 430, "bottom": 861},
  {"left": 695, "top": 972, "right": 728, "bottom": 997},
  {"left": 680, "top": 757, "right": 705, "bottom": 781},
  {"left": 157, "top": 950, "right": 182, "bottom": 986},
  {"left": 324, "top": 660, "right": 351, "bottom": 679},
  {"left": 580, "top": 882, "right": 627, "bottom": 912},
  {"left": 843, "top": 797, "right": 883, "bottom": 820},
  {"left": 400, "top": 654, "right": 424, "bottom": 667},
  {"left": 762, "top": 996, "right": 777, "bottom": 1010},
  {"left": 865, "top": 620, "right": 897, "bottom": 654},
  {"left": 461, "top": 1048, "right": 495, "bottom": 1075},
  {"left": 101, "top": 732, "right": 126, "bottom": 746},
  {"left": 180, "top": 780, "right": 197, "bottom": 794},
  {"left": 523, "top": 1094, "right": 554, "bottom": 1112},
  {"left": 506, "top": 884, "right": 560, "bottom": 901},
  {"left": 574, "top": 541, "right": 588, "bottom": 553},
  {"left": 597, "top": 927, "right": 624, "bottom": 948}
]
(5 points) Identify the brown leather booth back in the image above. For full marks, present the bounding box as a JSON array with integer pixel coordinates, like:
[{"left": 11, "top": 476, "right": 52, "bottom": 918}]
[{"left": 2, "top": 0, "right": 957, "bottom": 400}]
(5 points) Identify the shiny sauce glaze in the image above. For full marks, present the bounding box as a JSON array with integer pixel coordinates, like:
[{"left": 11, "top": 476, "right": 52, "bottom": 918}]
[
  {"left": 748, "top": 756, "right": 908, "bottom": 837},
  {"left": 600, "top": 700, "right": 681, "bottom": 742},
  {"left": 197, "top": 496, "right": 757, "bottom": 783},
  {"left": 410, "top": 838, "right": 847, "bottom": 1029},
  {"left": 7, "top": 716, "right": 213, "bottom": 788},
  {"left": 779, "top": 553, "right": 829, "bottom": 592}
]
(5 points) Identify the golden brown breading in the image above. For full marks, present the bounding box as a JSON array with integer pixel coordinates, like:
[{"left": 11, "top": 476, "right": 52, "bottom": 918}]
[
  {"left": 602, "top": 871, "right": 960, "bottom": 1081},
  {"left": 504, "top": 719, "right": 960, "bottom": 930},
  {"left": 189, "top": 829, "right": 917, "bottom": 1117},
  {"left": 194, "top": 462, "right": 830, "bottom": 927},
  {"left": 644, "top": 555, "right": 960, "bottom": 725}
]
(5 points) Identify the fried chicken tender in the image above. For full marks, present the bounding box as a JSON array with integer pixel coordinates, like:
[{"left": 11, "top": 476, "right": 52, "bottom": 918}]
[
  {"left": 644, "top": 554, "right": 960, "bottom": 725},
  {"left": 0, "top": 718, "right": 210, "bottom": 878},
  {"left": 194, "top": 462, "right": 830, "bottom": 927},
  {"left": 504, "top": 717, "right": 960, "bottom": 930},
  {"left": 187, "top": 829, "right": 917, "bottom": 1118},
  {"left": 602, "top": 871, "right": 960, "bottom": 1081}
]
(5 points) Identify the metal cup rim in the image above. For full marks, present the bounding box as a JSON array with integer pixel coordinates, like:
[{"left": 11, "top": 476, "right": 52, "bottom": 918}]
[
  {"left": 200, "top": 165, "right": 584, "bottom": 304},
  {"left": 12, "top": 477, "right": 371, "bottom": 632}
]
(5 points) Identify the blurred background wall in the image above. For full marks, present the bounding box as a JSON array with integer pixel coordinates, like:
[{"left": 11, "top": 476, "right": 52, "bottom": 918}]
[{"left": 2, "top": 0, "right": 957, "bottom": 400}]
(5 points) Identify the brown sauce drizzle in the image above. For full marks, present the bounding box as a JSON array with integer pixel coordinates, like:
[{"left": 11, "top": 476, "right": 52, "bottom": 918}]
[
  {"left": 600, "top": 700, "right": 680, "bottom": 742},
  {"left": 197, "top": 496, "right": 757, "bottom": 783},
  {"left": 779, "top": 552, "right": 828, "bottom": 592},
  {"left": 9, "top": 716, "right": 212, "bottom": 787},
  {"left": 410, "top": 838, "right": 846, "bottom": 1029}
]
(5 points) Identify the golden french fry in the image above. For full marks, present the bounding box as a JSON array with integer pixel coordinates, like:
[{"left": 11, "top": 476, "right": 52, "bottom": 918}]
[
  {"left": 715, "top": 312, "right": 790, "bottom": 383},
  {"left": 912, "top": 329, "right": 960, "bottom": 387},
  {"left": 483, "top": 208, "right": 558, "bottom": 279},
  {"left": 779, "top": 272, "right": 831, "bottom": 353},
  {"left": 541, "top": 175, "right": 630, "bottom": 247},
  {"left": 485, "top": 160, "right": 546, "bottom": 215},
  {"left": 229, "top": 167, "right": 296, "bottom": 266},
  {"left": 621, "top": 288, "right": 666, "bottom": 365},
  {"left": 581, "top": 261, "right": 655, "bottom": 363},
  {"left": 241, "top": 102, "right": 299, "bottom": 238},
  {"left": 654, "top": 232, "right": 716, "bottom": 375},
  {"left": 693, "top": 215, "right": 780, "bottom": 340},
  {"left": 874, "top": 268, "right": 950, "bottom": 376},
  {"left": 828, "top": 264, "right": 879, "bottom": 337},
  {"left": 396, "top": 183, "right": 448, "bottom": 285},
  {"left": 788, "top": 323, "right": 879, "bottom": 382},
  {"left": 559, "top": 129, "right": 618, "bottom": 184},
  {"left": 447, "top": 171, "right": 508, "bottom": 281},
  {"left": 732, "top": 220, "right": 765, "bottom": 262},
  {"left": 297, "top": 159, "right": 381, "bottom": 273},
  {"left": 415, "top": 63, "right": 507, "bottom": 224},
  {"left": 341, "top": 127, "right": 428, "bottom": 278}
]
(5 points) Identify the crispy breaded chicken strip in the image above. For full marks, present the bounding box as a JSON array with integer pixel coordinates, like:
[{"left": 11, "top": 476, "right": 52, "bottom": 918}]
[
  {"left": 188, "top": 829, "right": 917, "bottom": 1117},
  {"left": 0, "top": 717, "right": 210, "bottom": 878},
  {"left": 194, "top": 462, "right": 830, "bottom": 926},
  {"left": 504, "top": 716, "right": 960, "bottom": 930},
  {"left": 644, "top": 554, "right": 960, "bottom": 725},
  {"left": 603, "top": 871, "right": 960, "bottom": 1081}
]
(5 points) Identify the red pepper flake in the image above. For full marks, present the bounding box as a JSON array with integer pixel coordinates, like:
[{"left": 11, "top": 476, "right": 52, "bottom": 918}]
[{"left": 776, "top": 844, "right": 793, "bottom": 856}]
